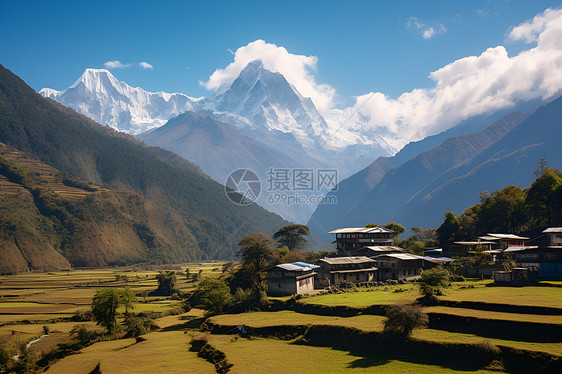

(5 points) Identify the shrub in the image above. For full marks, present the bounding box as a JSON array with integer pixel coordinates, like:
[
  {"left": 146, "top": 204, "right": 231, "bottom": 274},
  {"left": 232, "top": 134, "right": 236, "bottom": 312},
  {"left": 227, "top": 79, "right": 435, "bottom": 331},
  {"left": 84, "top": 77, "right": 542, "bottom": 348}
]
[
  {"left": 384, "top": 303, "right": 428, "bottom": 337},
  {"left": 70, "top": 326, "right": 98, "bottom": 345},
  {"left": 72, "top": 309, "right": 94, "bottom": 321},
  {"left": 419, "top": 268, "right": 450, "bottom": 298},
  {"left": 42, "top": 325, "right": 49, "bottom": 335},
  {"left": 124, "top": 315, "right": 158, "bottom": 338},
  {"left": 155, "top": 271, "right": 177, "bottom": 296},
  {"left": 198, "top": 278, "right": 233, "bottom": 315}
]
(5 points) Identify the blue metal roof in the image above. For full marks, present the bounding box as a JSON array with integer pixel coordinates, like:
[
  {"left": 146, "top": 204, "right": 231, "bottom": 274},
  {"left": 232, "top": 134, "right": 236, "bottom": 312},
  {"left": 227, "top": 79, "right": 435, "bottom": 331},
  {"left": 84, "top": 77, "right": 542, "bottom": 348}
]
[{"left": 276, "top": 262, "right": 320, "bottom": 272}]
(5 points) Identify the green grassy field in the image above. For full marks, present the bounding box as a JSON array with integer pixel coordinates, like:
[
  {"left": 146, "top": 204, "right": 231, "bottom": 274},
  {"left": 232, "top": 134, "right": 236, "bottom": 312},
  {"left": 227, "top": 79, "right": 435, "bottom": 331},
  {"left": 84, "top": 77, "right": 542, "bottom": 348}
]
[
  {"left": 424, "top": 306, "right": 562, "bottom": 324},
  {"left": 439, "top": 285, "right": 562, "bottom": 308},
  {"left": 45, "top": 331, "right": 215, "bottom": 374},
  {"left": 208, "top": 310, "right": 562, "bottom": 357},
  {"left": 206, "top": 334, "right": 497, "bottom": 374},
  {"left": 301, "top": 280, "right": 562, "bottom": 310},
  {"left": 302, "top": 284, "right": 420, "bottom": 306},
  {"left": 412, "top": 328, "right": 562, "bottom": 357},
  {"left": 210, "top": 311, "right": 387, "bottom": 332}
]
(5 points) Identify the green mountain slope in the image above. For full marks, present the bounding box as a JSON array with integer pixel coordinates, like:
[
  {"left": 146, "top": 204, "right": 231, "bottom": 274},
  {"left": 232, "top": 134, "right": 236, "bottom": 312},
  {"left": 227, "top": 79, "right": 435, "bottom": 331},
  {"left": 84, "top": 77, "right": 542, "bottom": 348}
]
[{"left": 0, "top": 65, "right": 288, "bottom": 273}]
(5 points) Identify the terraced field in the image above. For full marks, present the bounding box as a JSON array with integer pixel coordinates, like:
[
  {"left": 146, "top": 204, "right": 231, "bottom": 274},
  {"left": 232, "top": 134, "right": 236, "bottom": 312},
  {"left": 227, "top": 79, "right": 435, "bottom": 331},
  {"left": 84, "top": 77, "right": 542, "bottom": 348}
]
[{"left": 2, "top": 269, "right": 561, "bottom": 373}]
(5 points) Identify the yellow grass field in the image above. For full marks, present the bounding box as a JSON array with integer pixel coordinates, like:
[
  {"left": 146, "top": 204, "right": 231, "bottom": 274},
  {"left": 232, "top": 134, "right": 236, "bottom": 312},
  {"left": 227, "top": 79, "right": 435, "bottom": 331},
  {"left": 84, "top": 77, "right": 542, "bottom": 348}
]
[{"left": 2, "top": 268, "right": 561, "bottom": 373}]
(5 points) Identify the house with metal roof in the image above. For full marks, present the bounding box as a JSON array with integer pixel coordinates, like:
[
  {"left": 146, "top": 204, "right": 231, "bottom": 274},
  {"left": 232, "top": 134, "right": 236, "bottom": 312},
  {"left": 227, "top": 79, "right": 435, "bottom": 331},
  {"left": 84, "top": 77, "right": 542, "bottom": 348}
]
[
  {"left": 373, "top": 253, "right": 424, "bottom": 281},
  {"left": 329, "top": 227, "right": 395, "bottom": 255},
  {"left": 267, "top": 262, "right": 320, "bottom": 296},
  {"left": 316, "top": 256, "right": 378, "bottom": 285},
  {"left": 478, "top": 233, "right": 529, "bottom": 250},
  {"left": 509, "top": 228, "right": 562, "bottom": 279},
  {"left": 543, "top": 227, "right": 562, "bottom": 246},
  {"left": 346, "top": 245, "right": 404, "bottom": 257}
]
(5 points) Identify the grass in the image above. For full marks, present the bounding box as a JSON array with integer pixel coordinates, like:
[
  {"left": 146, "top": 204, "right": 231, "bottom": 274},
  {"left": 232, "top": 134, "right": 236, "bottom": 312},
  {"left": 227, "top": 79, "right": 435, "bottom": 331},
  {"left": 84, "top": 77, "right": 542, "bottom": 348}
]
[
  {"left": 413, "top": 328, "right": 562, "bottom": 357},
  {"left": 207, "top": 334, "right": 496, "bottom": 374},
  {"left": 3, "top": 269, "right": 561, "bottom": 373},
  {"left": 45, "top": 331, "right": 214, "bottom": 374},
  {"left": 301, "top": 281, "right": 562, "bottom": 309},
  {"left": 440, "top": 284, "right": 562, "bottom": 308},
  {"left": 209, "top": 311, "right": 562, "bottom": 358},
  {"left": 210, "top": 311, "right": 387, "bottom": 332},
  {"left": 424, "top": 306, "right": 562, "bottom": 324},
  {"left": 0, "top": 321, "right": 97, "bottom": 336},
  {"left": 302, "top": 284, "right": 419, "bottom": 307}
]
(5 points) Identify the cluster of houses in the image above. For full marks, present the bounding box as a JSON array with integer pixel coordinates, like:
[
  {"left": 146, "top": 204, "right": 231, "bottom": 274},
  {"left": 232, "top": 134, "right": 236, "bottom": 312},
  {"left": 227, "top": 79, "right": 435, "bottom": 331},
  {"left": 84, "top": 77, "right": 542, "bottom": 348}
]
[{"left": 266, "top": 226, "right": 562, "bottom": 296}]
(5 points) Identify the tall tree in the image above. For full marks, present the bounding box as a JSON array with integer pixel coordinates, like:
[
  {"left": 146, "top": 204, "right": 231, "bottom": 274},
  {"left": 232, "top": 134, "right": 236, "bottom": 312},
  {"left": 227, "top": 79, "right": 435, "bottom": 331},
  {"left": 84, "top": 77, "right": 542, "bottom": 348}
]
[
  {"left": 238, "top": 233, "right": 276, "bottom": 301},
  {"left": 436, "top": 212, "right": 460, "bottom": 244},
  {"left": 155, "top": 271, "right": 177, "bottom": 296},
  {"left": 526, "top": 168, "right": 562, "bottom": 226},
  {"left": 383, "top": 222, "right": 405, "bottom": 238},
  {"left": 91, "top": 288, "right": 134, "bottom": 334},
  {"left": 272, "top": 224, "right": 310, "bottom": 250}
]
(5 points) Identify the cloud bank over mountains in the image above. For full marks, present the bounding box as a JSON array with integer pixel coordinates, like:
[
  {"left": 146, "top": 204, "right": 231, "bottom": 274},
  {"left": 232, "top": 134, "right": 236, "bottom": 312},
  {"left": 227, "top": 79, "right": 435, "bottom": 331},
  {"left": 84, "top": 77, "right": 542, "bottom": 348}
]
[{"left": 206, "top": 8, "right": 562, "bottom": 150}]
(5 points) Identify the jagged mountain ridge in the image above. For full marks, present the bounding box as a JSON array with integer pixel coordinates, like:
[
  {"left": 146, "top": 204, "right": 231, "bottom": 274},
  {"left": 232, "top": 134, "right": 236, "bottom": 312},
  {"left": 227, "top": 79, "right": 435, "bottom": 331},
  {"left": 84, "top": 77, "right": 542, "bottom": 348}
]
[
  {"left": 40, "top": 62, "right": 394, "bottom": 175},
  {"left": 40, "top": 69, "right": 200, "bottom": 134}
]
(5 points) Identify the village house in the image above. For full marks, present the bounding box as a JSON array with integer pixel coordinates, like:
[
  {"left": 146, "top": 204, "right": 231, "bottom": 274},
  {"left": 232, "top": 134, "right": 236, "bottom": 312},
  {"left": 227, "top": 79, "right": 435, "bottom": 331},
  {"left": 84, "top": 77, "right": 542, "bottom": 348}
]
[
  {"left": 423, "top": 256, "right": 454, "bottom": 269},
  {"left": 373, "top": 253, "right": 424, "bottom": 281},
  {"left": 543, "top": 227, "right": 562, "bottom": 246},
  {"left": 266, "top": 262, "right": 319, "bottom": 296},
  {"left": 346, "top": 245, "right": 404, "bottom": 257},
  {"left": 442, "top": 241, "right": 495, "bottom": 258},
  {"left": 510, "top": 228, "right": 562, "bottom": 279},
  {"left": 316, "top": 257, "right": 378, "bottom": 285},
  {"left": 478, "top": 233, "right": 529, "bottom": 250},
  {"left": 329, "top": 227, "right": 395, "bottom": 255}
]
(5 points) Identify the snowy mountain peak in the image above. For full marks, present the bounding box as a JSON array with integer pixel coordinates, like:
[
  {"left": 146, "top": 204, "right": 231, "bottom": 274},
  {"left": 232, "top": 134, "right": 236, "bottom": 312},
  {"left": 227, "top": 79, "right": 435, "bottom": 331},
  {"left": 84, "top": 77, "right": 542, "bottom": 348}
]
[
  {"left": 72, "top": 68, "right": 118, "bottom": 90},
  {"left": 206, "top": 59, "right": 333, "bottom": 152},
  {"left": 40, "top": 68, "right": 199, "bottom": 134}
]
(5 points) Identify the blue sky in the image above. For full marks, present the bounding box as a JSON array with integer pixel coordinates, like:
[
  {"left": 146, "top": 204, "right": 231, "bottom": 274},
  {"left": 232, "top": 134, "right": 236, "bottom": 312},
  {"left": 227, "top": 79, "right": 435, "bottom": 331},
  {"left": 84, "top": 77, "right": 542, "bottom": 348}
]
[{"left": 0, "top": 0, "right": 559, "bottom": 107}]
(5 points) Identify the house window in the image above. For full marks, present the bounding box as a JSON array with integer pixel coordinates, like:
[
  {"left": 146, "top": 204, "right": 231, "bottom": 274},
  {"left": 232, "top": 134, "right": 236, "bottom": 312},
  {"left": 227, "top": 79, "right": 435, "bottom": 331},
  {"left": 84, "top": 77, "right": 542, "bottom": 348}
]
[
  {"left": 356, "top": 273, "right": 360, "bottom": 281},
  {"left": 344, "top": 274, "right": 347, "bottom": 280}
]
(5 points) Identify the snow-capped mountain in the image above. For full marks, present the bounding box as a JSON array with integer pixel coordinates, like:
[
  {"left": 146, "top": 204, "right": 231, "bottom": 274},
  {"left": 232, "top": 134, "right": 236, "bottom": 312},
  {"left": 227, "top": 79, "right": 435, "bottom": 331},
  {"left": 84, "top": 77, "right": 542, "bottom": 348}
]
[
  {"left": 40, "top": 69, "right": 200, "bottom": 134},
  {"left": 203, "top": 60, "right": 331, "bottom": 153},
  {"left": 204, "top": 60, "right": 396, "bottom": 161}
]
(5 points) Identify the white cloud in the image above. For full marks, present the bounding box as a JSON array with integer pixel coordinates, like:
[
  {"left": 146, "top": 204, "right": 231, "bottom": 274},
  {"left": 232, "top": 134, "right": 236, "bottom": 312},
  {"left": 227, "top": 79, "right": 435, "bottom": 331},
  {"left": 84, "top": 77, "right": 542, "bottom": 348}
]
[
  {"left": 475, "top": 9, "right": 488, "bottom": 18},
  {"left": 103, "top": 60, "right": 153, "bottom": 70},
  {"left": 352, "top": 7, "right": 562, "bottom": 149},
  {"left": 407, "top": 17, "right": 447, "bottom": 39},
  {"left": 509, "top": 7, "right": 561, "bottom": 44},
  {"left": 202, "top": 39, "right": 336, "bottom": 111},
  {"left": 104, "top": 60, "right": 131, "bottom": 69},
  {"left": 139, "top": 61, "right": 153, "bottom": 69}
]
